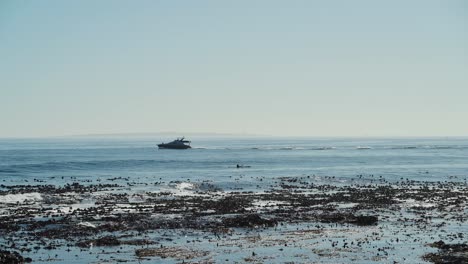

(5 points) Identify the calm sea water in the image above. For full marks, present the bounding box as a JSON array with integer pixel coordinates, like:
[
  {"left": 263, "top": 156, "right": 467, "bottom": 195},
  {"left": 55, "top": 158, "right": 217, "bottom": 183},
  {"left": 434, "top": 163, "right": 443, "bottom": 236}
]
[{"left": 1, "top": 137, "right": 467, "bottom": 191}]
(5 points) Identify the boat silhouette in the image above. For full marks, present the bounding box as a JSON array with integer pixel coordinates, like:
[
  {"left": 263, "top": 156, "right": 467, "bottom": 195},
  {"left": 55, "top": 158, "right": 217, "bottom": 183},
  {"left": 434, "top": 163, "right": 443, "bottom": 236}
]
[{"left": 158, "top": 137, "right": 191, "bottom": 149}]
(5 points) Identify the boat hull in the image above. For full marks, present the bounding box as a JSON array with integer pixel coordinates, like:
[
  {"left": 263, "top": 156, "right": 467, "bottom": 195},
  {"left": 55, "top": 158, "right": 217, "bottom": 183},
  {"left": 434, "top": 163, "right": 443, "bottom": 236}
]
[{"left": 158, "top": 144, "right": 191, "bottom": 149}]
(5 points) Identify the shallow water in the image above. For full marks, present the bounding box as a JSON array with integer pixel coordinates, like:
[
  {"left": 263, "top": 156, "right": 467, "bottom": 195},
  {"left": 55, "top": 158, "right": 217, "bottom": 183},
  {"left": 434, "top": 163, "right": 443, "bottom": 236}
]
[{"left": 0, "top": 137, "right": 467, "bottom": 263}]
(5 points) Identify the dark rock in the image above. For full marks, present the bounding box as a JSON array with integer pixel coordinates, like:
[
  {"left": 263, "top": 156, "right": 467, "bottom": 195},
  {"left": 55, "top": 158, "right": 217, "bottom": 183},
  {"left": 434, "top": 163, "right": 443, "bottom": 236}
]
[
  {"left": 0, "top": 250, "right": 28, "bottom": 264},
  {"left": 319, "top": 214, "right": 346, "bottom": 223},
  {"left": 135, "top": 246, "right": 209, "bottom": 259},
  {"left": 424, "top": 241, "right": 468, "bottom": 264},
  {"left": 124, "top": 239, "right": 156, "bottom": 246},
  {"left": 319, "top": 214, "right": 378, "bottom": 226},
  {"left": 205, "top": 196, "right": 252, "bottom": 214},
  {"left": 429, "top": 240, "right": 468, "bottom": 252},
  {"left": 76, "top": 236, "right": 121, "bottom": 247},
  {"left": 352, "top": 215, "right": 378, "bottom": 226},
  {"left": 0, "top": 221, "right": 20, "bottom": 233},
  {"left": 222, "top": 214, "right": 277, "bottom": 228}
]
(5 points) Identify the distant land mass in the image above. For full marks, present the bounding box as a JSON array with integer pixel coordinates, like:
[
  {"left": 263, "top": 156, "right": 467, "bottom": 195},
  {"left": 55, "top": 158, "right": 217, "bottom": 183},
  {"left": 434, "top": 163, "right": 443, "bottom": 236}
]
[{"left": 69, "top": 132, "right": 269, "bottom": 138}]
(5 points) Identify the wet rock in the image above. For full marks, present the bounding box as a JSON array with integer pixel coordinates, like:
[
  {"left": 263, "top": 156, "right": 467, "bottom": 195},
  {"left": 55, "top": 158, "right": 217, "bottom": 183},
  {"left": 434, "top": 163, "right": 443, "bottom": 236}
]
[
  {"left": 124, "top": 239, "right": 156, "bottom": 246},
  {"left": 0, "top": 220, "right": 20, "bottom": 233},
  {"left": 0, "top": 250, "right": 31, "bottom": 264},
  {"left": 429, "top": 240, "right": 468, "bottom": 251},
  {"left": 35, "top": 224, "right": 98, "bottom": 239},
  {"left": 319, "top": 214, "right": 346, "bottom": 224},
  {"left": 76, "top": 236, "right": 121, "bottom": 247},
  {"left": 222, "top": 214, "right": 277, "bottom": 228},
  {"left": 135, "top": 246, "right": 209, "bottom": 260},
  {"left": 1, "top": 179, "right": 467, "bottom": 263},
  {"left": 352, "top": 215, "right": 378, "bottom": 226},
  {"left": 204, "top": 196, "right": 252, "bottom": 214},
  {"left": 424, "top": 241, "right": 468, "bottom": 264},
  {"left": 318, "top": 214, "right": 378, "bottom": 226}
]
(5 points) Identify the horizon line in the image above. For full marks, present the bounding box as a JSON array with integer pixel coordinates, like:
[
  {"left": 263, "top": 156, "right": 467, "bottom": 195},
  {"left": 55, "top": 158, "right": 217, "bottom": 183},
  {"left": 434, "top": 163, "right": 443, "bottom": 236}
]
[{"left": 0, "top": 132, "right": 467, "bottom": 140}]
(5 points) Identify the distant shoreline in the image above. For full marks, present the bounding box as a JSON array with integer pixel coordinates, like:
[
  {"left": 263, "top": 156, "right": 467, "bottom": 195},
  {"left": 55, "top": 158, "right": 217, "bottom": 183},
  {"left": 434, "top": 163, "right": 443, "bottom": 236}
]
[{"left": 1, "top": 134, "right": 467, "bottom": 140}]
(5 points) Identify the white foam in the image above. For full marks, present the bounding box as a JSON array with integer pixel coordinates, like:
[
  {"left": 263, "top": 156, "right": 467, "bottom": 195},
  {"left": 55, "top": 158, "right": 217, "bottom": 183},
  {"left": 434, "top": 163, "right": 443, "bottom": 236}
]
[
  {"left": 78, "top": 222, "right": 97, "bottom": 228},
  {"left": 111, "top": 205, "right": 138, "bottom": 214},
  {"left": 166, "top": 182, "right": 199, "bottom": 196},
  {"left": 356, "top": 146, "right": 372, "bottom": 150},
  {"left": 177, "top": 182, "right": 196, "bottom": 190},
  {"left": 399, "top": 199, "right": 436, "bottom": 208},
  {"left": 334, "top": 202, "right": 359, "bottom": 209},
  {"left": 252, "top": 200, "right": 289, "bottom": 207},
  {"left": 151, "top": 213, "right": 181, "bottom": 219},
  {"left": 47, "top": 202, "right": 96, "bottom": 215},
  {"left": 246, "top": 200, "right": 290, "bottom": 211},
  {"left": 0, "top": 192, "right": 42, "bottom": 204}
]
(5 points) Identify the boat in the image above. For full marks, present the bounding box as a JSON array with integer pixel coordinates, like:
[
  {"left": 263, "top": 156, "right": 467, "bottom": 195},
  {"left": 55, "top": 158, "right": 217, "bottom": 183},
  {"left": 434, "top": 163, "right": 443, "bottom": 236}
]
[{"left": 158, "top": 137, "right": 191, "bottom": 149}]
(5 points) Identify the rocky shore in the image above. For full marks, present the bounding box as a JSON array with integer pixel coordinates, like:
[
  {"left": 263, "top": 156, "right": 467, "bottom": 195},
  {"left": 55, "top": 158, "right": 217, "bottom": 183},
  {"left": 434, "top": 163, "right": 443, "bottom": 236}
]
[{"left": 1, "top": 176, "right": 467, "bottom": 263}]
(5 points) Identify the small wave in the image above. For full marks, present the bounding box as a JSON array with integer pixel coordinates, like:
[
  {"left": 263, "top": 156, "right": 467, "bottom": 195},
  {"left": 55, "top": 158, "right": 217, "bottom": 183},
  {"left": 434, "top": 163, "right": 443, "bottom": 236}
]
[
  {"left": 356, "top": 146, "right": 372, "bottom": 150},
  {"left": 249, "top": 146, "right": 335, "bottom": 151},
  {"left": 279, "top": 147, "right": 295, "bottom": 150},
  {"left": 312, "top": 147, "right": 335, "bottom": 150},
  {"left": 1, "top": 159, "right": 187, "bottom": 173},
  {"left": 175, "top": 182, "right": 196, "bottom": 191},
  {"left": 0, "top": 169, "right": 18, "bottom": 173},
  {"left": 77, "top": 222, "right": 97, "bottom": 228},
  {"left": 165, "top": 181, "right": 222, "bottom": 196},
  {"left": 387, "top": 145, "right": 468, "bottom": 150},
  {"left": 251, "top": 147, "right": 275, "bottom": 150},
  {"left": 163, "top": 182, "right": 196, "bottom": 196},
  {"left": 389, "top": 146, "right": 418, "bottom": 150},
  {"left": 432, "top": 146, "right": 456, "bottom": 149},
  {"left": 418, "top": 145, "right": 468, "bottom": 150},
  {"left": 0, "top": 192, "right": 42, "bottom": 204}
]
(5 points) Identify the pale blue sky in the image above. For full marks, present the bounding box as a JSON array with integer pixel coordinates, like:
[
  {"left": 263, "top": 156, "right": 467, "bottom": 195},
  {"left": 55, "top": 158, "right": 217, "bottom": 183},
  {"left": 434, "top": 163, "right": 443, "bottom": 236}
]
[{"left": 1, "top": 0, "right": 467, "bottom": 137}]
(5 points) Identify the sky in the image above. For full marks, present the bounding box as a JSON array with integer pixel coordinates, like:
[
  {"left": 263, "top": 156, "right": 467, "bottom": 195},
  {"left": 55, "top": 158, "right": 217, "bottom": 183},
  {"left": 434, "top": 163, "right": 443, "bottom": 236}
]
[{"left": 0, "top": 0, "right": 467, "bottom": 137}]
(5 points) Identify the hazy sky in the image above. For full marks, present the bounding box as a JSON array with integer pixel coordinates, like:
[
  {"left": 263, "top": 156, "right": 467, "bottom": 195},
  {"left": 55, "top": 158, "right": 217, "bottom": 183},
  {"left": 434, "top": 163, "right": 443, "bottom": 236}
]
[{"left": 1, "top": 0, "right": 467, "bottom": 137}]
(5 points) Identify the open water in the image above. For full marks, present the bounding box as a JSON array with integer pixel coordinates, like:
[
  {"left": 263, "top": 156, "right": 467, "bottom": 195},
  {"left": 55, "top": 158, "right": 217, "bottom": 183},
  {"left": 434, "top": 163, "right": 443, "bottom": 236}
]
[{"left": 1, "top": 137, "right": 467, "bottom": 191}]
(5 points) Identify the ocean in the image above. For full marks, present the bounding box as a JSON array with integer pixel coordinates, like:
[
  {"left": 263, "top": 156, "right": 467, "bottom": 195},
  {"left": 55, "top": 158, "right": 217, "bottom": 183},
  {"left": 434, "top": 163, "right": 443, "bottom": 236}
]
[
  {"left": 1, "top": 137, "right": 467, "bottom": 188},
  {"left": 0, "top": 137, "right": 467, "bottom": 263}
]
